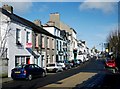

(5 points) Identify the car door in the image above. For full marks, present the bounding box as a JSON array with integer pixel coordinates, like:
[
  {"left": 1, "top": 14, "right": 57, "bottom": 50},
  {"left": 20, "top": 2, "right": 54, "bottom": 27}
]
[
  {"left": 57, "top": 64, "right": 63, "bottom": 71},
  {"left": 34, "top": 64, "right": 43, "bottom": 77},
  {"left": 28, "top": 64, "right": 36, "bottom": 77}
]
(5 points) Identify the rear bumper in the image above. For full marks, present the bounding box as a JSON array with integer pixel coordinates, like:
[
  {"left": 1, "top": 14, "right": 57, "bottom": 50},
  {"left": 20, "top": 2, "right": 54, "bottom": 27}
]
[
  {"left": 46, "top": 68, "right": 57, "bottom": 72},
  {"left": 11, "top": 73, "right": 27, "bottom": 79},
  {"left": 105, "top": 65, "right": 116, "bottom": 68}
]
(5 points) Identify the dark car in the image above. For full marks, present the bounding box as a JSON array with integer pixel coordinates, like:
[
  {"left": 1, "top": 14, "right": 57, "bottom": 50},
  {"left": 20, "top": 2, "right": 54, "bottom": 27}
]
[{"left": 11, "top": 64, "right": 46, "bottom": 80}]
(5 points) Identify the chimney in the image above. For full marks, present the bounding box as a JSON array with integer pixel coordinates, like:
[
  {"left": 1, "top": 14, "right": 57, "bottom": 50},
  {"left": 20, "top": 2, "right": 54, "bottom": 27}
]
[
  {"left": 46, "top": 21, "right": 55, "bottom": 26},
  {"left": 49, "top": 12, "right": 60, "bottom": 28},
  {"left": 33, "top": 20, "right": 42, "bottom": 27},
  {"left": 2, "top": 4, "right": 13, "bottom": 13},
  {"left": 82, "top": 41, "right": 86, "bottom": 45}
]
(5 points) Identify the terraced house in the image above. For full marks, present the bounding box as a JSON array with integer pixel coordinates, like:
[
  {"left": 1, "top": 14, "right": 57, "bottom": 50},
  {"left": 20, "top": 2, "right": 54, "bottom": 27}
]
[
  {"left": 0, "top": 5, "right": 54, "bottom": 77},
  {"left": 0, "top": 5, "right": 90, "bottom": 78},
  {"left": 43, "top": 21, "right": 64, "bottom": 63},
  {"left": 46, "top": 13, "right": 78, "bottom": 61}
]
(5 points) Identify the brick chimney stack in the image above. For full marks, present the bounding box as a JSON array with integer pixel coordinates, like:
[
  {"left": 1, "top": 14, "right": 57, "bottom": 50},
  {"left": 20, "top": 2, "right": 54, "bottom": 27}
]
[
  {"left": 2, "top": 4, "right": 13, "bottom": 13},
  {"left": 33, "top": 20, "right": 42, "bottom": 27},
  {"left": 49, "top": 12, "right": 60, "bottom": 28}
]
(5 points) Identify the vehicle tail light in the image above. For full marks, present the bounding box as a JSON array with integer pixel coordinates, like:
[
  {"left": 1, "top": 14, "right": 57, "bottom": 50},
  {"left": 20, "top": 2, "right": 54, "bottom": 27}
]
[{"left": 24, "top": 70, "right": 27, "bottom": 74}]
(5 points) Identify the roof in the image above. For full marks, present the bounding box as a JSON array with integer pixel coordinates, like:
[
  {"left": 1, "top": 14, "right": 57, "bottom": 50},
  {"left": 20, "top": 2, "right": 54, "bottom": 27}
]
[
  {"left": 0, "top": 8, "right": 54, "bottom": 37},
  {"left": 43, "top": 23, "right": 61, "bottom": 31},
  {"left": 42, "top": 25, "right": 63, "bottom": 40}
]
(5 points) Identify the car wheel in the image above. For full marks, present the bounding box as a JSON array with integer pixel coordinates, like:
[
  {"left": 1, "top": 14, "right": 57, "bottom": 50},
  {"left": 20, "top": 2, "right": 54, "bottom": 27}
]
[
  {"left": 112, "top": 69, "right": 116, "bottom": 73},
  {"left": 55, "top": 69, "right": 58, "bottom": 73},
  {"left": 65, "top": 67, "right": 68, "bottom": 70},
  {"left": 12, "top": 78, "right": 17, "bottom": 80},
  {"left": 41, "top": 72, "right": 46, "bottom": 77},
  {"left": 27, "top": 74, "right": 32, "bottom": 81}
]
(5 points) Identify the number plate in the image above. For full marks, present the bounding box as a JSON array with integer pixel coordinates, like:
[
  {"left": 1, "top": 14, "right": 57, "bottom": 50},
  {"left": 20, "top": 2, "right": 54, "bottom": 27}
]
[
  {"left": 15, "top": 71, "right": 20, "bottom": 73},
  {"left": 49, "top": 69, "right": 53, "bottom": 71}
]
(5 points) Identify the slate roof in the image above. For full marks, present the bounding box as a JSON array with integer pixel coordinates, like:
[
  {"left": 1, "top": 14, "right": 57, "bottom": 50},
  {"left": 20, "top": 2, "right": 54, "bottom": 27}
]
[{"left": 0, "top": 8, "right": 54, "bottom": 37}]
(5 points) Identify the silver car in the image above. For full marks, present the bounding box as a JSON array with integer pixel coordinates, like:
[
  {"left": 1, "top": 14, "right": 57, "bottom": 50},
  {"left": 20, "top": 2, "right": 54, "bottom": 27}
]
[{"left": 46, "top": 63, "right": 63, "bottom": 73}]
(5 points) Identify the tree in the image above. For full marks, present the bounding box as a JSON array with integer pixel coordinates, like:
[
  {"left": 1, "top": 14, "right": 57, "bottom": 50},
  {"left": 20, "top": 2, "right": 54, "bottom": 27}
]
[
  {"left": 106, "top": 28, "right": 120, "bottom": 57},
  {"left": 0, "top": 17, "right": 11, "bottom": 59}
]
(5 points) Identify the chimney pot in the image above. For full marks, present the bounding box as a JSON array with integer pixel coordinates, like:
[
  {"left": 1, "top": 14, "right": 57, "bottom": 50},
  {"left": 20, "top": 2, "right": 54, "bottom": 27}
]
[
  {"left": 33, "top": 19, "right": 41, "bottom": 27},
  {"left": 2, "top": 4, "right": 13, "bottom": 13}
]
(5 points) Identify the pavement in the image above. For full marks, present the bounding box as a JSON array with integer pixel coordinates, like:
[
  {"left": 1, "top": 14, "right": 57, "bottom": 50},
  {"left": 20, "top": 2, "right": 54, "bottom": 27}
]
[
  {"left": 42, "top": 72, "right": 97, "bottom": 88},
  {"left": 0, "top": 77, "right": 13, "bottom": 84}
]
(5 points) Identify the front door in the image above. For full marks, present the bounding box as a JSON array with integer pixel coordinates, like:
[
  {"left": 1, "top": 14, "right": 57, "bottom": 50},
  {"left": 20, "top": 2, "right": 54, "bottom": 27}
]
[{"left": 26, "top": 57, "right": 30, "bottom": 64}]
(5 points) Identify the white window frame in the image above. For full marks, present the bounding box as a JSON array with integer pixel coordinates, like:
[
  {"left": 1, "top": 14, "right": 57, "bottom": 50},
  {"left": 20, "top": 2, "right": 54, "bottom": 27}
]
[
  {"left": 47, "top": 37, "right": 50, "bottom": 48},
  {"left": 16, "top": 28, "right": 21, "bottom": 43},
  {"left": 52, "top": 39, "right": 54, "bottom": 49},
  {"left": 42, "top": 36, "right": 45, "bottom": 48},
  {"left": 26, "top": 31, "right": 30, "bottom": 43}
]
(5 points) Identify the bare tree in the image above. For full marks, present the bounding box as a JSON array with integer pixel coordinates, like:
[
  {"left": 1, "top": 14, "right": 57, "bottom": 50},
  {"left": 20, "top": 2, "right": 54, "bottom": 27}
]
[
  {"left": 0, "top": 18, "right": 11, "bottom": 59},
  {"left": 106, "top": 28, "right": 120, "bottom": 57}
]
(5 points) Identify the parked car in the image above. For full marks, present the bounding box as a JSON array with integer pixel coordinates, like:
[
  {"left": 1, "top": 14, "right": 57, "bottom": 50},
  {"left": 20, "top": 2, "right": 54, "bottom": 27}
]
[
  {"left": 11, "top": 64, "right": 46, "bottom": 80},
  {"left": 76, "top": 60, "right": 82, "bottom": 65},
  {"left": 68, "top": 61, "right": 74, "bottom": 67},
  {"left": 105, "top": 57, "right": 118, "bottom": 73},
  {"left": 72, "top": 60, "right": 78, "bottom": 67},
  {"left": 46, "top": 63, "right": 63, "bottom": 73},
  {"left": 57, "top": 61, "right": 71, "bottom": 70}
]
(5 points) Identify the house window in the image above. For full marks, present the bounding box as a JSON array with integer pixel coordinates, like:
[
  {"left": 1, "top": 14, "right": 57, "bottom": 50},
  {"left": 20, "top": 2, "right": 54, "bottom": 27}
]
[
  {"left": 15, "top": 56, "right": 30, "bottom": 66},
  {"left": 16, "top": 28, "right": 21, "bottom": 44},
  {"left": 60, "top": 41, "right": 62, "bottom": 50},
  {"left": 26, "top": 31, "right": 30, "bottom": 43},
  {"left": 35, "top": 34, "right": 38, "bottom": 48},
  {"left": 54, "top": 29, "right": 56, "bottom": 36},
  {"left": 47, "top": 37, "right": 49, "bottom": 48},
  {"left": 46, "top": 55, "right": 50, "bottom": 64},
  {"left": 56, "top": 55, "right": 58, "bottom": 62},
  {"left": 52, "top": 39, "right": 54, "bottom": 49},
  {"left": 42, "top": 36, "right": 45, "bottom": 48},
  {"left": 52, "top": 55, "right": 54, "bottom": 62},
  {"left": 57, "top": 40, "right": 58, "bottom": 50}
]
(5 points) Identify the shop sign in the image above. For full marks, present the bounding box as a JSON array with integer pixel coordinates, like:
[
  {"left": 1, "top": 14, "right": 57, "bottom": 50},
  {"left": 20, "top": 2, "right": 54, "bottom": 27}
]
[{"left": 26, "top": 43, "right": 32, "bottom": 48}]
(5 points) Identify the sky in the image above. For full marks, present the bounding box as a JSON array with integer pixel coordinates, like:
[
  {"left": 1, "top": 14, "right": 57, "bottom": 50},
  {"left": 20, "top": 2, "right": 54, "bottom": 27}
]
[{"left": 1, "top": 1, "right": 119, "bottom": 51}]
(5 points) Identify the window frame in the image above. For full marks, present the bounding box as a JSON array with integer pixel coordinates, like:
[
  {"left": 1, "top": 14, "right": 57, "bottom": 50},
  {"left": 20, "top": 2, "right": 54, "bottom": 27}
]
[{"left": 16, "top": 28, "right": 21, "bottom": 44}]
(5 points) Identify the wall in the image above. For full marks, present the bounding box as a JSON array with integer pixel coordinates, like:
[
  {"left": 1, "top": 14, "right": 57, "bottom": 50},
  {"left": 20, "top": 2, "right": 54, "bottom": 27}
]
[
  {"left": 43, "top": 27, "right": 54, "bottom": 35},
  {"left": 7, "top": 21, "right": 33, "bottom": 77}
]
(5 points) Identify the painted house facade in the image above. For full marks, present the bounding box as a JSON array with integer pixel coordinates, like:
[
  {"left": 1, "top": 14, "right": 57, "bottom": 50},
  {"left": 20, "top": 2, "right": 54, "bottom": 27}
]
[
  {"left": 43, "top": 22, "right": 64, "bottom": 63},
  {"left": 0, "top": 5, "right": 54, "bottom": 77},
  {"left": 1, "top": 5, "right": 34, "bottom": 77},
  {"left": 33, "top": 20, "right": 55, "bottom": 66}
]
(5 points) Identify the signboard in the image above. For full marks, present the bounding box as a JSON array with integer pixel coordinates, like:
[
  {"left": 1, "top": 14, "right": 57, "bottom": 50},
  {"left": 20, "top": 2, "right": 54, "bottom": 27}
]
[
  {"left": 73, "top": 49, "right": 77, "bottom": 53},
  {"left": 58, "top": 51, "right": 63, "bottom": 56},
  {"left": 26, "top": 43, "right": 32, "bottom": 48},
  {"left": 105, "top": 48, "right": 108, "bottom": 52}
]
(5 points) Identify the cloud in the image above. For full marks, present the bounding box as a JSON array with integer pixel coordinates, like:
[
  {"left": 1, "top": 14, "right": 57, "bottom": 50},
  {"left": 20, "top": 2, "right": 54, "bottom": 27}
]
[
  {"left": 79, "top": 0, "right": 117, "bottom": 14},
  {"left": 38, "top": 5, "right": 49, "bottom": 12},
  {"left": 2, "top": 2, "right": 33, "bottom": 14}
]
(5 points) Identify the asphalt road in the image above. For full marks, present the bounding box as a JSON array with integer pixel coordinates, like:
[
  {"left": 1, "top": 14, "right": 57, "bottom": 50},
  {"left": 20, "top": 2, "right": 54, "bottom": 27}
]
[{"left": 2, "top": 58, "right": 118, "bottom": 89}]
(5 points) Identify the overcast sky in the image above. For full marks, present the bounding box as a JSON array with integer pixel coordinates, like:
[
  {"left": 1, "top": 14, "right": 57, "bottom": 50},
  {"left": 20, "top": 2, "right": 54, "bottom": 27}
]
[{"left": 1, "top": 0, "right": 119, "bottom": 51}]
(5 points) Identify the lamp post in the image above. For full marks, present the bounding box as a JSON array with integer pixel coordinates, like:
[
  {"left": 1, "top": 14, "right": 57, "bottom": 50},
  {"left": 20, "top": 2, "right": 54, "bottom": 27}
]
[{"left": 98, "top": 43, "right": 104, "bottom": 52}]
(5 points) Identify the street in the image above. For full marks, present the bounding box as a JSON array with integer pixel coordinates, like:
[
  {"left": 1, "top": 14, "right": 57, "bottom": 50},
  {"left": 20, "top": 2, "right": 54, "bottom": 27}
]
[
  {"left": 2, "top": 58, "right": 112, "bottom": 89},
  {"left": 0, "top": 2, "right": 119, "bottom": 89}
]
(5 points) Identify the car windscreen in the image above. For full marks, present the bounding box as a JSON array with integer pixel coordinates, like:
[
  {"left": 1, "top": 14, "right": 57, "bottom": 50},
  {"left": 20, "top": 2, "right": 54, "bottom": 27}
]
[
  {"left": 57, "top": 61, "right": 64, "bottom": 63},
  {"left": 15, "top": 65, "right": 26, "bottom": 68},
  {"left": 47, "top": 64, "right": 55, "bottom": 67}
]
